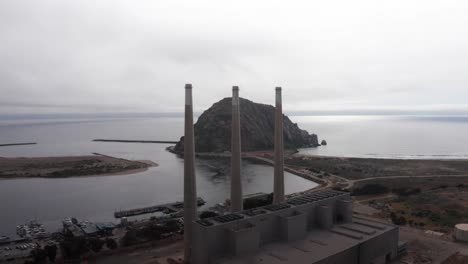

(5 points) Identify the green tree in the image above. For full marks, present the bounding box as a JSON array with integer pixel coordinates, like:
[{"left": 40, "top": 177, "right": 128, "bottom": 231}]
[
  {"left": 60, "top": 236, "right": 89, "bottom": 259},
  {"left": 121, "top": 229, "right": 138, "bottom": 247},
  {"left": 44, "top": 244, "right": 58, "bottom": 262},
  {"left": 105, "top": 238, "right": 117, "bottom": 249},
  {"left": 88, "top": 238, "right": 104, "bottom": 253},
  {"left": 30, "top": 248, "right": 48, "bottom": 263}
]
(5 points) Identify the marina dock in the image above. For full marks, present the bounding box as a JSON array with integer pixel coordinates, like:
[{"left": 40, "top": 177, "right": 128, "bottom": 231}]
[{"left": 114, "top": 197, "right": 206, "bottom": 218}]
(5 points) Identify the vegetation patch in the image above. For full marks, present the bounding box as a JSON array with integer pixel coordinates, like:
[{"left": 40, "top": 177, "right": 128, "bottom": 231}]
[
  {"left": 352, "top": 184, "right": 389, "bottom": 196},
  {"left": 374, "top": 187, "right": 468, "bottom": 232},
  {"left": 0, "top": 156, "right": 152, "bottom": 178},
  {"left": 285, "top": 155, "right": 468, "bottom": 180}
]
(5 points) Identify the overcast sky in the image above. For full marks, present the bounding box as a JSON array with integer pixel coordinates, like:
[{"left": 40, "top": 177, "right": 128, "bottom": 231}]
[{"left": 1, "top": 0, "right": 467, "bottom": 115}]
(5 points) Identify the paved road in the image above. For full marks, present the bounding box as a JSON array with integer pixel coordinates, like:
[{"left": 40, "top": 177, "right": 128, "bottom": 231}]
[{"left": 232, "top": 153, "right": 468, "bottom": 191}]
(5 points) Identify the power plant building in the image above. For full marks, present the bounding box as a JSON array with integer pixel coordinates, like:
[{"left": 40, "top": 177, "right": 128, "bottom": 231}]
[
  {"left": 183, "top": 85, "right": 400, "bottom": 264},
  {"left": 192, "top": 190, "right": 399, "bottom": 264}
]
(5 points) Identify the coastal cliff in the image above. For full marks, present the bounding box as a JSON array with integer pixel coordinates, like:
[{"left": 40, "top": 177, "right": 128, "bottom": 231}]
[{"left": 174, "top": 97, "right": 319, "bottom": 153}]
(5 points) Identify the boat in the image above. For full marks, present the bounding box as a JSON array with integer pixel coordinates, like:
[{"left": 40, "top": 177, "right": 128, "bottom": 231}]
[{"left": 16, "top": 220, "right": 50, "bottom": 239}]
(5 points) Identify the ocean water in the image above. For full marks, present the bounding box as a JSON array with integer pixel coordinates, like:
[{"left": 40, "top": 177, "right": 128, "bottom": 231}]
[
  {"left": 0, "top": 117, "right": 315, "bottom": 237},
  {"left": 0, "top": 115, "right": 467, "bottom": 237},
  {"left": 296, "top": 115, "right": 468, "bottom": 159}
]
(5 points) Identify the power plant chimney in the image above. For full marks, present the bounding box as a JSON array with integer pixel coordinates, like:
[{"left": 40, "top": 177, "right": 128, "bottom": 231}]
[
  {"left": 230, "top": 86, "right": 243, "bottom": 212},
  {"left": 183, "top": 84, "right": 197, "bottom": 263},
  {"left": 273, "top": 87, "right": 285, "bottom": 204}
]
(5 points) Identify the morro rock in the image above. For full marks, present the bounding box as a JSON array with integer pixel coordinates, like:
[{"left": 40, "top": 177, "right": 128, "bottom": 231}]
[{"left": 174, "top": 97, "right": 319, "bottom": 153}]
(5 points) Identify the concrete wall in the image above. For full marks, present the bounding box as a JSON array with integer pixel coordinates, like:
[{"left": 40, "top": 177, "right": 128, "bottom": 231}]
[
  {"left": 317, "top": 205, "right": 334, "bottom": 229},
  {"left": 256, "top": 214, "right": 280, "bottom": 243},
  {"left": 316, "top": 246, "right": 359, "bottom": 264},
  {"left": 192, "top": 192, "right": 353, "bottom": 264},
  {"left": 336, "top": 199, "right": 353, "bottom": 223},
  {"left": 228, "top": 222, "right": 260, "bottom": 255},
  {"left": 279, "top": 210, "right": 307, "bottom": 242},
  {"left": 358, "top": 227, "right": 399, "bottom": 264}
]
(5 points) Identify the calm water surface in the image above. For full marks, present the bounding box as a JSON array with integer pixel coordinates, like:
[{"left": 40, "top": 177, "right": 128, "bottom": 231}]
[
  {"left": 0, "top": 118, "right": 315, "bottom": 237},
  {"left": 297, "top": 115, "right": 468, "bottom": 159},
  {"left": 1, "top": 115, "right": 468, "bottom": 237}
]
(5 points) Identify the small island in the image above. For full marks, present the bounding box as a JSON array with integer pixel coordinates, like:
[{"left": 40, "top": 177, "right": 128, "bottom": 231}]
[{"left": 0, "top": 155, "right": 156, "bottom": 179}]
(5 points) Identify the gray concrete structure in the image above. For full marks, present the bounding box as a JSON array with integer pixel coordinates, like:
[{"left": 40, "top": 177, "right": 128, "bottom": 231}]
[
  {"left": 273, "top": 87, "right": 285, "bottom": 204},
  {"left": 454, "top": 223, "right": 468, "bottom": 242},
  {"left": 230, "top": 86, "right": 243, "bottom": 212},
  {"left": 337, "top": 199, "right": 353, "bottom": 223},
  {"left": 184, "top": 84, "right": 197, "bottom": 263},
  {"left": 317, "top": 205, "right": 333, "bottom": 229},
  {"left": 184, "top": 86, "right": 399, "bottom": 264},
  {"left": 192, "top": 190, "right": 399, "bottom": 264}
]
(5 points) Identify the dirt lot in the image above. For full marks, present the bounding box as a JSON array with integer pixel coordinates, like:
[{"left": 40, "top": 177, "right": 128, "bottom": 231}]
[
  {"left": 442, "top": 253, "right": 468, "bottom": 264},
  {"left": 398, "top": 227, "right": 468, "bottom": 264},
  {"left": 0, "top": 155, "right": 156, "bottom": 178}
]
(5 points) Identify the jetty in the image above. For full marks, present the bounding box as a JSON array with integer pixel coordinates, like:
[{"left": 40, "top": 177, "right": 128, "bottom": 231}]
[
  {"left": 93, "top": 139, "right": 178, "bottom": 144},
  {"left": 0, "top": 142, "right": 36, "bottom": 147},
  {"left": 114, "top": 197, "right": 206, "bottom": 218}
]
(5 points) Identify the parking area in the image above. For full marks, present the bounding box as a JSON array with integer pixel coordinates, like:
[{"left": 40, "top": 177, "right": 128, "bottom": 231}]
[{"left": 1, "top": 243, "right": 37, "bottom": 262}]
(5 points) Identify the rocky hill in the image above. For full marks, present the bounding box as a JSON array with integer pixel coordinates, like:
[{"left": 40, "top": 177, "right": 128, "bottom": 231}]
[{"left": 174, "top": 97, "right": 319, "bottom": 153}]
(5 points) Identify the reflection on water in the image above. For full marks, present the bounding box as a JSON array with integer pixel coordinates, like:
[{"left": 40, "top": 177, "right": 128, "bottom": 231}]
[
  {"left": 295, "top": 115, "right": 468, "bottom": 159},
  {"left": 0, "top": 118, "right": 315, "bottom": 236},
  {"left": 0, "top": 152, "right": 314, "bottom": 237},
  {"left": 2, "top": 115, "right": 468, "bottom": 236}
]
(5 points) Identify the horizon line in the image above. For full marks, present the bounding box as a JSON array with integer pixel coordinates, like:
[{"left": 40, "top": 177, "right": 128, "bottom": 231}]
[{"left": 2, "top": 109, "right": 468, "bottom": 120}]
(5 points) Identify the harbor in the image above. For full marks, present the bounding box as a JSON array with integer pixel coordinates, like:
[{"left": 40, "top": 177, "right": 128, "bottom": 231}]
[{"left": 16, "top": 220, "right": 49, "bottom": 239}]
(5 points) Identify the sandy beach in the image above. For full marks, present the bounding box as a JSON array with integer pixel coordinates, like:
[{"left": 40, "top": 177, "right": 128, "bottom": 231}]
[{"left": 0, "top": 155, "right": 158, "bottom": 179}]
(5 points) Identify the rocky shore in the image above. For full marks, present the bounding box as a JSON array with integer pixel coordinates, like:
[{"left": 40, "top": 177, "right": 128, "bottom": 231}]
[{"left": 175, "top": 97, "right": 319, "bottom": 153}]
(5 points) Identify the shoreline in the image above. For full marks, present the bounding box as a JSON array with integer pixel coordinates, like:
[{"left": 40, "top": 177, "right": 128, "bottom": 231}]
[
  {"left": 167, "top": 145, "right": 468, "bottom": 162},
  {"left": 165, "top": 145, "right": 468, "bottom": 190},
  {"left": 294, "top": 152, "right": 468, "bottom": 161},
  {"left": 0, "top": 166, "right": 153, "bottom": 180}
]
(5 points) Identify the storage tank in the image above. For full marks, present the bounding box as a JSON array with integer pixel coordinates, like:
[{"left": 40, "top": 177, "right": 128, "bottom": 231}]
[{"left": 454, "top": 223, "right": 468, "bottom": 242}]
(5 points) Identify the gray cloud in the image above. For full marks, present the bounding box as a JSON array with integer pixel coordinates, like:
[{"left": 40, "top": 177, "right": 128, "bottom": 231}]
[{"left": 1, "top": 0, "right": 467, "bottom": 115}]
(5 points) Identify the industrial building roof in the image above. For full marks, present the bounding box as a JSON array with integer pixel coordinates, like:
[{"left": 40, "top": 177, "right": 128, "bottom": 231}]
[
  {"left": 196, "top": 190, "right": 348, "bottom": 228},
  {"left": 216, "top": 216, "right": 397, "bottom": 264}
]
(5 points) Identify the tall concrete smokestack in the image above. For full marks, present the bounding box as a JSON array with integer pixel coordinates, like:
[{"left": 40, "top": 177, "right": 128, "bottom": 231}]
[
  {"left": 273, "top": 87, "right": 285, "bottom": 204},
  {"left": 183, "top": 84, "right": 197, "bottom": 263},
  {"left": 231, "top": 86, "right": 243, "bottom": 212}
]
